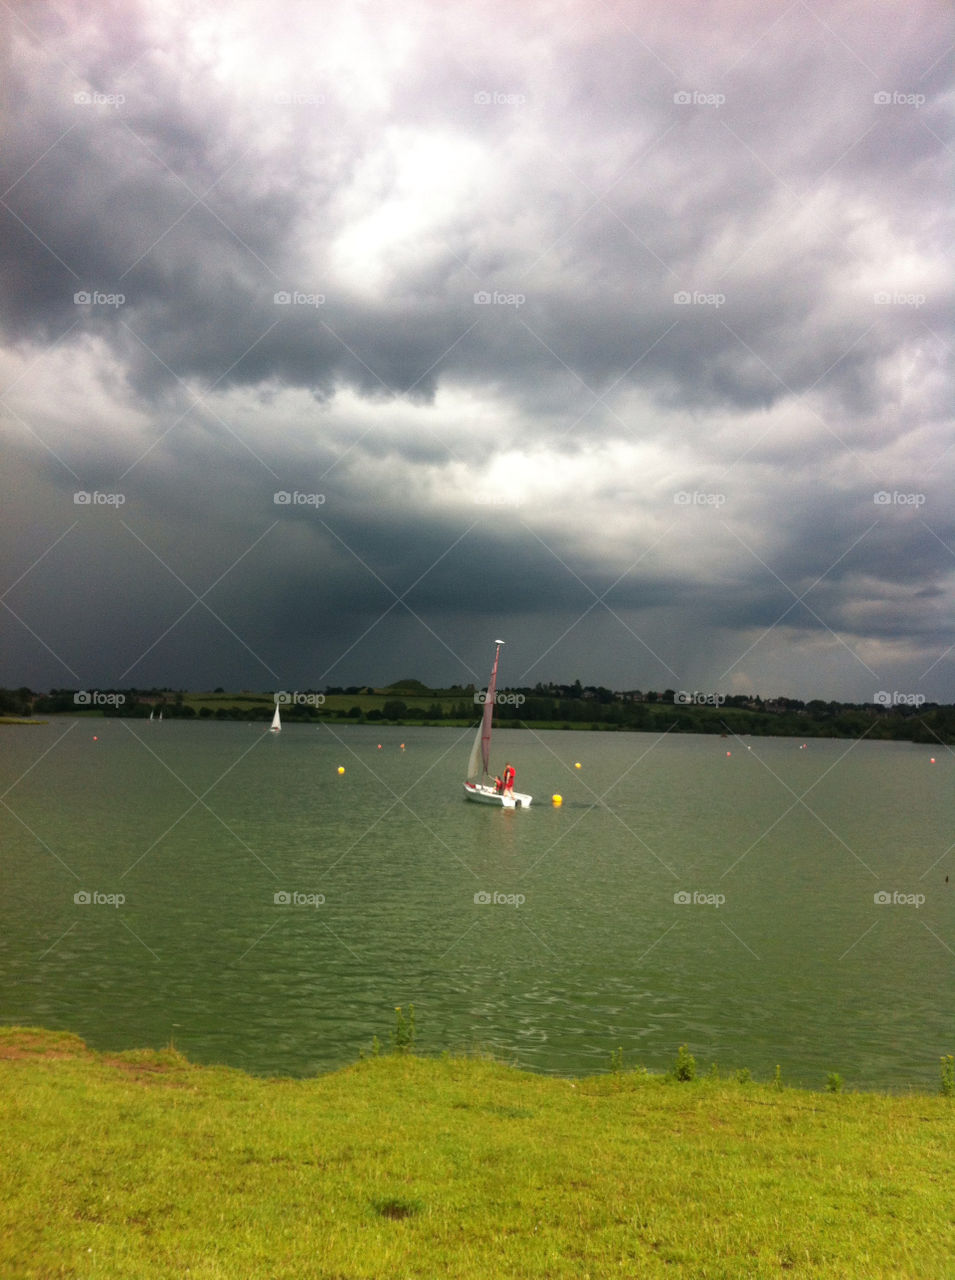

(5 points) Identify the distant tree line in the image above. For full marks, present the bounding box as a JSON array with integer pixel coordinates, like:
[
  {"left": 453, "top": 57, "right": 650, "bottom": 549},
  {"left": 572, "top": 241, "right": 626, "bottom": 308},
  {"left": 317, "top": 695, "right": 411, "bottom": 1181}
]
[{"left": 2, "top": 685, "right": 952, "bottom": 744}]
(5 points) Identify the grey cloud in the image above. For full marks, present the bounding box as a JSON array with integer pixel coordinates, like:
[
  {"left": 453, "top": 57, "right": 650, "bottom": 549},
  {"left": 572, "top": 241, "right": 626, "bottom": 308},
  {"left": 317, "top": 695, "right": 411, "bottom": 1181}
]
[{"left": 0, "top": 0, "right": 951, "bottom": 700}]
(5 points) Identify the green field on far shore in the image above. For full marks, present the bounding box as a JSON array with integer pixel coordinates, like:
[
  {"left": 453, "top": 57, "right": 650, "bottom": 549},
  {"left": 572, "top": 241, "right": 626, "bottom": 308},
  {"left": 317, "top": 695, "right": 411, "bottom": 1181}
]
[{"left": 1, "top": 1026, "right": 953, "bottom": 1279}]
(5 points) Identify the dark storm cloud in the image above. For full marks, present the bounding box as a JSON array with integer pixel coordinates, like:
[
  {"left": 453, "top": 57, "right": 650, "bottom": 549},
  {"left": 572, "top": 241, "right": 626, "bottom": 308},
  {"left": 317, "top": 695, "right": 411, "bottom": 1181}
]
[
  {"left": 1, "top": 0, "right": 952, "bottom": 699},
  {"left": 2, "top": 0, "right": 946, "bottom": 417}
]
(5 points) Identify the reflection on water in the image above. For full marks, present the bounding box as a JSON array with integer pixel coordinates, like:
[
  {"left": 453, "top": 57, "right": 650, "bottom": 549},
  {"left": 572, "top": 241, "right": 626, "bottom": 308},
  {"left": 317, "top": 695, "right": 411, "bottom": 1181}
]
[{"left": 1, "top": 721, "right": 952, "bottom": 1088}]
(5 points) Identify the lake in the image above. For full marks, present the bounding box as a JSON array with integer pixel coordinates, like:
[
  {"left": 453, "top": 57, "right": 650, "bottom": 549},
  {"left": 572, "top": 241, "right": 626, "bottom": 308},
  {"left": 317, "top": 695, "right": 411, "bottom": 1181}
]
[{"left": 1, "top": 720, "right": 951, "bottom": 1090}]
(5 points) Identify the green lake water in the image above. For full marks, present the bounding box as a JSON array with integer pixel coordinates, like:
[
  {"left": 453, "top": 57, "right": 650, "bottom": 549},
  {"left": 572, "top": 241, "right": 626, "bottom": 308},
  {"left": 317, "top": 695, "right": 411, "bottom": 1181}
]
[{"left": 1, "top": 720, "right": 952, "bottom": 1089}]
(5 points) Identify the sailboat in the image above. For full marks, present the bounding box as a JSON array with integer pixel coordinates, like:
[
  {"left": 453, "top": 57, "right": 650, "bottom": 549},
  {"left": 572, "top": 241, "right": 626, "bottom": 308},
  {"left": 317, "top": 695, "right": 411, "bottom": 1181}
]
[
  {"left": 270, "top": 704, "right": 282, "bottom": 733},
  {"left": 149, "top": 710, "right": 154, "bottom": 721},
  {"left": 463, "top": 641, "right": 532, "bottom": 808}
]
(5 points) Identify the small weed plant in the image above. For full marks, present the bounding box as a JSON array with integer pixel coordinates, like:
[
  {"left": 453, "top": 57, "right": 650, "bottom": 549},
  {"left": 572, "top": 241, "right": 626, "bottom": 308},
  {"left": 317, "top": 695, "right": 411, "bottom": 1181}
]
[
  {"left": 672, "top": 1044, "right": 696, "bottom": 1082},
  {"left": 392, "top": 1004, "right": 415, "bottom": 1054},
  {"left": 940, "top": 1054, "right": 954, "bottom": 1097}
]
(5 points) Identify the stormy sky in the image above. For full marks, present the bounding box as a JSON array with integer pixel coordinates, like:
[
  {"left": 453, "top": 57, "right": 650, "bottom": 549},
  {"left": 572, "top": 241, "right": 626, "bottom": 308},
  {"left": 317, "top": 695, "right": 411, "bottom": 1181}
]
[{"left": 1, "top": 0, "right": 952, "bottom": 701}]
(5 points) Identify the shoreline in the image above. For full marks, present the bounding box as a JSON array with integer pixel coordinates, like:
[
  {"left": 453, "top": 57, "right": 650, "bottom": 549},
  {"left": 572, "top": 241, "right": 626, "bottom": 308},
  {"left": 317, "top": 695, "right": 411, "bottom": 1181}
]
[
  {"left": 16, "top": 711, "right": 950, "bottom": 745},
  {"left": 1, "top": 1024, "right": 951, "bottom": 1098}
]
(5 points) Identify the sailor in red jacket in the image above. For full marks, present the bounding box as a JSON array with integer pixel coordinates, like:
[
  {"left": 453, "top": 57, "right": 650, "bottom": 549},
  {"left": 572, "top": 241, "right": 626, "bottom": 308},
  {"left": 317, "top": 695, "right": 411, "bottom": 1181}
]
[{"left": 502, "top": 763, "right": 515, "bottom": 795}]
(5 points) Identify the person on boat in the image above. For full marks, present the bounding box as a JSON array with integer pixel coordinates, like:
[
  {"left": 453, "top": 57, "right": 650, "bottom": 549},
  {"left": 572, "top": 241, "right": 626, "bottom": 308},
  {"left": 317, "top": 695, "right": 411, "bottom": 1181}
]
[
  {"left": 502, "top": 763, "right": 515, "bottom": 795},
  {"left": 493, "top": 774, "right": 504, "bottom": 793}
]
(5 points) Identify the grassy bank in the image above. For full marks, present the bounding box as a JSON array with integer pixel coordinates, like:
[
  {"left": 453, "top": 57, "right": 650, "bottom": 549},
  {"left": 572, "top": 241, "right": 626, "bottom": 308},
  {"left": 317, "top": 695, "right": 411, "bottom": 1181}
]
[{"left": 1, "top": 1029, "right": 953, "bottom": 1278}]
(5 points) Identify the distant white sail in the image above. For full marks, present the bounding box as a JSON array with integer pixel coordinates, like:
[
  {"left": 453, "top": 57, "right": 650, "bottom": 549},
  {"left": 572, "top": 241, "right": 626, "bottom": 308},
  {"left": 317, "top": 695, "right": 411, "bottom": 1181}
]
[{"left": 270, "top": 704, "right": 281, "bottom": 733}]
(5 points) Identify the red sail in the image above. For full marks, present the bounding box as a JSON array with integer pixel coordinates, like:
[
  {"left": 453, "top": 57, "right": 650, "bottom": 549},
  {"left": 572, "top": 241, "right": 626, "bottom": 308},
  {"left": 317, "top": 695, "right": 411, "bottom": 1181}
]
[{"left": 481, "top": 642, "right": 502, "bottom": 776}]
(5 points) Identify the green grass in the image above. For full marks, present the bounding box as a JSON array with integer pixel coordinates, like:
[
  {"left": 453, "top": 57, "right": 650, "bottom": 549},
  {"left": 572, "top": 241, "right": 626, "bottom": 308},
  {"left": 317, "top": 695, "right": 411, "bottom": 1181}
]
[{"left": 1, "top": 1028, "right": 953, "bottom": 1278}]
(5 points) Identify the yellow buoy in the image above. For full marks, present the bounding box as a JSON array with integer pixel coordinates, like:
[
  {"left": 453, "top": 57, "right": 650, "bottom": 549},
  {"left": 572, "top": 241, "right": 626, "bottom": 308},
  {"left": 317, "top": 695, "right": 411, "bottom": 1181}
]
[
  {"left": 574, "top": 762, "right": 581, "bottom": 769},
  {"left": 337, "top": 766, "right": 345, "bottom": 774},
  {"left": 552, "top": 794, "right": 562, "bottom": 805}
]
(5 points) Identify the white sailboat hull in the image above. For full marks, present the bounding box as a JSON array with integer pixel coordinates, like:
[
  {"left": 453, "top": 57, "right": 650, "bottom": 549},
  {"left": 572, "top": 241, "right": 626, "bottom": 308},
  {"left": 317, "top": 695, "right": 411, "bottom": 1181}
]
[{"left": 463, "top": 782, "right": 532, "bottom": 808}]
